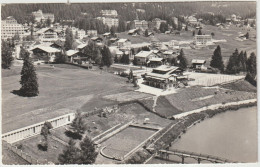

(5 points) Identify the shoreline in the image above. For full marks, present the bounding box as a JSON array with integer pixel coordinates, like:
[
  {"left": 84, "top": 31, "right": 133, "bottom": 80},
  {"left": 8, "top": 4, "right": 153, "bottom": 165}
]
[{"left": 124, "top": 100, "right": 257, "bottom": 164}]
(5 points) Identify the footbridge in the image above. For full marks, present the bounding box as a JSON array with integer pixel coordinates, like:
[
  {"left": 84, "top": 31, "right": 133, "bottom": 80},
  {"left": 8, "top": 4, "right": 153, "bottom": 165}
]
[{"left": 150, "top": 149, "right": 238, "bottom": 164}]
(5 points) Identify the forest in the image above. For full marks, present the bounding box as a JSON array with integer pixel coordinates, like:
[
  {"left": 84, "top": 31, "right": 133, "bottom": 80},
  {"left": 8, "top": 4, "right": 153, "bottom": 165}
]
[{"left": 2, "top": 2, "right": 256, "bottom": 24}]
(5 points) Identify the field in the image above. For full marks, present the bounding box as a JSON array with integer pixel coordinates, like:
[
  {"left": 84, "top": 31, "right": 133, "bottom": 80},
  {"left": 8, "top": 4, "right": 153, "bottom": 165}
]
[
  {"left": 186, "top": 72, "right": 245, "bottom": 86},
  {"left": 220, "top": 79, "right": 257, "bottom": 92},
  {"left": 2, "top": 63, "right": 137, "bottom": 133},
  {"left": 101, "top": 126, "right": 157, "bottom": 158}
]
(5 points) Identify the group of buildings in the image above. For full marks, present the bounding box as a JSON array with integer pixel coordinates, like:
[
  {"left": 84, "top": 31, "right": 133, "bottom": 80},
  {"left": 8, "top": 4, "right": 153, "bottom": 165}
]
[{"left": 96, "top": 10, "right": 119, "bottom": 28}]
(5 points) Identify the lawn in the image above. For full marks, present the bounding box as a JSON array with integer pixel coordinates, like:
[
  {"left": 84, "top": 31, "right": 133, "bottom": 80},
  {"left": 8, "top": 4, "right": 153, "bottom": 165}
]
[
  {"left": 14, "top": 134, "right": 66, "bottom": 164},
  {"left": 220, "top": 79, "right": 257, "bottom": 92},
  {"left": 2, "top": 63, "right": 136, "bottom": 133}
]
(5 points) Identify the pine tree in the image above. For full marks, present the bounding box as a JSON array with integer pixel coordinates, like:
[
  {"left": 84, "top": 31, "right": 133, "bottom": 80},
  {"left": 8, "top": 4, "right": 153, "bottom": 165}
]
[
  {"left": 114, "top": 55, "right": 119, "bottom": 63},
  {"left": 2, "top": 40, "right": 14, "bottom": 69},
  {"left": 159, "top": 22, "right": 168, "bottom": 33},
  {"left": 144, "top": 29, "right": 149, "bottom": 37},
  {"left": 177, "top": 49, "right": 187, "bottom": 69},
  {"left": 58, "top": 140, "right": 81, "bottom": 164},
  {"left": 64, "top": 28, "right": 73, "bottom": 51},
  {"left": 198, "top": 29, "right": 202, "bottom": 35},
  {"left": 70, "top": 111, "right": 86, "bottom": 139},
  {"left": 192, "top": 30, "right": 195, "bottom": 36},
  {"left": 78, "top": 136, "right": 98, "bottom": 164},
  {"left": 101, "top": 46, "right": 113, "bottom": 67},
  {"left": 210, "top": 45, "right": 224, "bottom": 72},
  {"left": 245, "top": 32, "right": 249, "bottom": 39},
  {"left": 20, "top": 52, "right": 39, "bottom": 97},
  {"left": 246, "top": 52, "right": 256, "bottom": 77},
  {"left": 226, "top": 49, "right": 240, "bottom": 74},
  {"left": 238, "top": 51, "right": 246, "bottom": 72},
  {"left": 185, "top": 25, "right": 188, "bottom": 31}
]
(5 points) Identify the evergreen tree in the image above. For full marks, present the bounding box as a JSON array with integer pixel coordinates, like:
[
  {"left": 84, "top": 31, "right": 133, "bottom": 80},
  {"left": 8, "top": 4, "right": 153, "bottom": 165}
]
[
  {"left": 64, "top": 28, "right": 73, "bottom": 51},
  {"left": 177, "top": 21, "right": 182, "bottom": 31},
  {"left": 192, "top": 30, "right": 195, "bottom": 36},
  {"left": 177, "top": 49, "right": 187, "bottom": 69},
  {"left": 58, "top": 140, "right": 81, "bottom": 164},
  {"left": 238, "top": 51, "right": 247, "bottom": 72},
  {"left": 226, "top": 49, "right": 240, "bottom": 74},
  {"left": 101, "top": 46, "right": 113, "bottom": 67},
  {"left": 114, "top": 55, "right": 119, "bottom": 63},
  {"left": 185, "top": 25, "right": 188, "bottom": 31},
  {"left": 246, "top": 52, "right": 256, "bottom": 77},
  {"left": 144, "top": 29, "right": 149, "bottom": 37},
  {"left": 78, "top": 136, "right": 98, "bottom": 164},
  {"left": 211, "top": 32, "right": 215, "bottom": 37},
  {"left": 2, "top": 40, "right": 14, "bottom": 69},
  {"left": 210, "top": 45, "right": 224, "bottom": 72},
  {"left": 171, "top": 57, "right": 177, "bottom": 66},
  {"left": 198, "top": 29, "right": 202, "bottom": 35},
  {"left": 110, "top": 26, "right": 116, "bottom": 37},
  {"left": 70, "top": 110, "right": 86, "bottom": 139},
  {"left": 46, "top": 17, "right": 51, "bottom": 27},
  {"left": 159, "top": 22, "right": 168, "bottom": 33},
  {"left": 40, "top": 122, "right": 53, "bottom": 151},
  {"left": 245, "top": 32, "right": 249, "bottom": 39},
  {"left": 20, "top": 52, "right": 39, "bottom": 97}
]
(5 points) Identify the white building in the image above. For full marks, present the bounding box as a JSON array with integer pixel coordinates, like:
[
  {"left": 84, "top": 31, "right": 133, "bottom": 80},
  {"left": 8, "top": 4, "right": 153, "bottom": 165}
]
[
  {"left": 97, "top": 17, "right": 119, "bottom": 28},
  {"left": 194, "top": 35, "right": 212, "bottom": 45},
  {"left": 134, "top": 51, "right": 158, "bottom": 65},
  {"left": 152, "top": 18, "right": 167, "bottom": 29},
  {"left": 100, "top": 10, "right": 118, "bottom": 18},
  {"left": 32, "top": 10, "right": 55, "bottom": 23},
  {"left": 1, "top": 16, "right": 25, "bottom": 40},
  {"left": 134, "top": 20, "right": 148, "bottom": 31},
  {"left": 87, "top": 30, "right": 98, "bottom": 36}
]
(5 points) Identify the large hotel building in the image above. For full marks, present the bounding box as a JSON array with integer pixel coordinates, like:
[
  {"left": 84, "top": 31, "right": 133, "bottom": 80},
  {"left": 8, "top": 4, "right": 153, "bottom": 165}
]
[{"left": 1, "top": 16, "right": 25, "bottom": 40}]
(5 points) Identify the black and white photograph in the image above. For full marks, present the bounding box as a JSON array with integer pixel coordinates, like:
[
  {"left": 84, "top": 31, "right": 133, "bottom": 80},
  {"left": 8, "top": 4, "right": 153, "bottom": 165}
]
[{"left": 1, "top": 0, "right": 258, "bottom": 165}]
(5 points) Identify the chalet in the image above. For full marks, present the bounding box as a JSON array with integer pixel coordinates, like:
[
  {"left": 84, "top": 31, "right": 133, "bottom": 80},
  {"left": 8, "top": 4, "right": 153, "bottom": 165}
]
[
  {"left": 117, "top": 39, "right": 131, "bottom": 49},
  {"left": 31, "top": 45, "right": 61, "bottom": 63},
  {"left": 142, "top": 65, "right": 188, "bottom": 89},
  {"left": 147, "top": 57, "right": 164, "bottom": 67},
  {"left": 91, "top": 37, "right": 103, "bottom": 44},
  {"left": 77, "top": 43, "right": 88, "bottom": 52},
  {"left": 128, "top": 29, "right": 139, "bottom": 36},
  {"left": 66, "top": 50, "right": 88, "bottom": 64},
  {"left": 50, "top": 41, "right": 64, "bottom": 50},
  {"left": 36, "top": 28, "right": 58, "bottom": 42},
  {"left": 103, "top": 32, "right": 111, "bottom": 38},
  {"left": 151, "top": 37, "right": 162, "bottom": 48},
  {"left": 110, "top": 37, "right": 119, "bottom": 43},
  {"left": 191, "top": 59, "right": 206, "bottom": 70},
  {"left": 134, "top": 51, "right": 158, "bottom": 65}
]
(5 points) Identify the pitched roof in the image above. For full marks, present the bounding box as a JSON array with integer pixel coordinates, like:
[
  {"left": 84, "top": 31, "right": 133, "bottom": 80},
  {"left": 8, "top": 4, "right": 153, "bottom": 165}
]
[
  {"left": 117, "top": 39, "right": 129, "bottom": 43},
  {"left": 135, "top": 51, "right": 154, "bottom": 58},
  {"left": 31, "top": 45, "right": 60, "bottom": 53},
  {"left": 66, "top": 50, "right": 79, "bottom": 56},
  {"left": 191, "top": 59, "right": 206, "bottom": 64},
  {"left": 77, "top": 43, "right": 87, "bottom": 49}
]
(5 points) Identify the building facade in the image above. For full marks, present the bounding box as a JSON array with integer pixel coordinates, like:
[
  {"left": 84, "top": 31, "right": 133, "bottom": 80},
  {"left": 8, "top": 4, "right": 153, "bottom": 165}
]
[
  {"left": 32, "top": 10, "right": 55, "bottom": 23},
  {"left": 133, "top": 20, "right": 148, "bottom": 31},
  {"left": 101, "top": 10, "right": 118, "bottom": 18},
  {"left": 152, "top": 18, "right": 167, "bottom": 29},
  {"left": 1, "top": 16, "right": 25, "bottom": 40},
  {"left": 97, "top": 17, "right": 119, "bottom": 28},
  {"left": 194, "top": 35, "right": 212, "bottom": 45},
  {"left": 39, "top": 28, "right": 58, "bottom": 42},
  {"left": 143, "top": 65, "right": 187, "bottom": 89}
]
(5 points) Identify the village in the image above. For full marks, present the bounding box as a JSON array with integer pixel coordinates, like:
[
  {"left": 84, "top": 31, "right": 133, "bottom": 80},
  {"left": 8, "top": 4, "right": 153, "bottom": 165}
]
[{"left": 1, "top": 2, "right": 257, "bottom": 165}]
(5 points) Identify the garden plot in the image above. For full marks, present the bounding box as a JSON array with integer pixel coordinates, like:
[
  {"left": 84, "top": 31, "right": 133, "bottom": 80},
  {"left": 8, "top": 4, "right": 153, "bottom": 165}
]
[
  {"left": 100, "top": 126, "right": 158, "bottom": 159},
  {"left": 186, "top": 72, "right": 244, "bottom": 86}
]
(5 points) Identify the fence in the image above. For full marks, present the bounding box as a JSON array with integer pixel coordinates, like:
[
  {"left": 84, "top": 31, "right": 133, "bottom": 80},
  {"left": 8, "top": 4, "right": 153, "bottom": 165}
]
[{"left": 2, "top": 113, "right": 75, "bottom": 144}]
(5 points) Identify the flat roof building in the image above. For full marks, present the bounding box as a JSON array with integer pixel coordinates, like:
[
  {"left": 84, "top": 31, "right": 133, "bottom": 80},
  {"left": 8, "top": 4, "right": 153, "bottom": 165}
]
[{"left": 1, "top": 16, "right": 25, "bottom": 40}]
